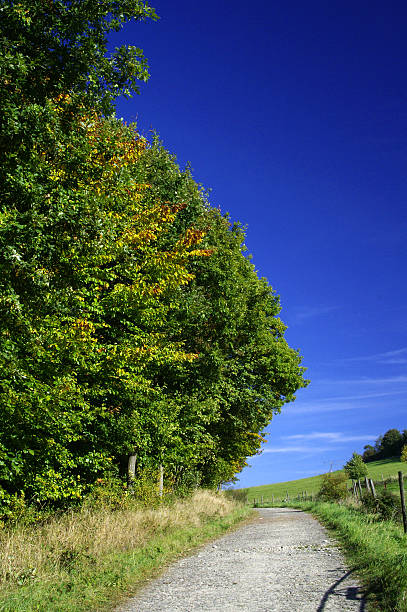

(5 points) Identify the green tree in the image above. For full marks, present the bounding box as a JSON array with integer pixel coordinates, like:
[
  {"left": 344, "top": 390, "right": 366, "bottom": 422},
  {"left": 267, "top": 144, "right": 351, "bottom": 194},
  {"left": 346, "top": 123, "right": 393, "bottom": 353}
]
[
  {"left": 0, "top": 0, "right": 309, "bottom": 503},
  {"left": 0, "top": 114, "right": 210, "bottom": 506},
  {"left": 380, "top": 429, "right": 403, "bottom": 458},
  {"left": 0, "top": 0, "right": 161, "bottom": 509},
  {"left": 344, "top": 452, "right": 368, "bottom": 481},
  {"left": 0, "top": 0, "right": 158, "bottom": 223},
  {"left": 135, "top": 141, "right": 308, "bottom": 484},
  {"left": 0, "top": 0, "right": 157, "bottom": 110},
  {"left": 401, "top": 444, "right": 407, "bottom": 463},
  {"left": 362, "top": 444, "right": 376, "bottom": 462}
]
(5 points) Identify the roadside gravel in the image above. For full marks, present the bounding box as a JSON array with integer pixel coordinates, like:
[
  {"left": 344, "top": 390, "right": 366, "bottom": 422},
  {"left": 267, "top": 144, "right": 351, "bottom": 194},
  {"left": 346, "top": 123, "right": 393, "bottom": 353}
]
[{"left": 116, "top": 507, "right": 365, "bottom": 611}]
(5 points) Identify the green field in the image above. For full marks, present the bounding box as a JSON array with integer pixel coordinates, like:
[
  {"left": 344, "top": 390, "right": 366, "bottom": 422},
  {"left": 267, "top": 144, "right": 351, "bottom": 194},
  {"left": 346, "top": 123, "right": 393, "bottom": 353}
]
[{"left": 244, "top": 457, "right": 406, "bottom": 502}]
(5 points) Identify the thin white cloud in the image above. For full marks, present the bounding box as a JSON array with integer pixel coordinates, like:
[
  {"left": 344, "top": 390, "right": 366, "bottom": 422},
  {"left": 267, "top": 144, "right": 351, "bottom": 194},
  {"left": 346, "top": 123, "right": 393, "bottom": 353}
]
[
  {"left": 318, "top": 375, "right": 407, "bottom": 385},
  {"left": 326, "top": 390, "right": 407, "bottom": 401},
  {"left": 292, "top": 305, "right": 339, "bottom": 323},
  {"left": 288, "top": 389, "right": 407, "bottom": 415},
  {"left": 288, "top": 401, "right": 365, "bottom": 415},
  {"left": 283, "top": 432, "right": 376, "bottom": 443},
  {"left": 262, "top": 445, "right": 338, "bottom": 454},
  {"left": 262, "top": 431, "right": 377, "bottom": 455},
  {"left": 338, "top": 348, "right": 407, "bottom": 365}
]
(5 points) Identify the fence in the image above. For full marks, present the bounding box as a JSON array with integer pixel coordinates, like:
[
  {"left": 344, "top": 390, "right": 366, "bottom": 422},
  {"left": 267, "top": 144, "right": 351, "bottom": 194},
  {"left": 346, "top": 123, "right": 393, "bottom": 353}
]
[{"left": 251, "top": 471, "right": 407, "bottom": 534}]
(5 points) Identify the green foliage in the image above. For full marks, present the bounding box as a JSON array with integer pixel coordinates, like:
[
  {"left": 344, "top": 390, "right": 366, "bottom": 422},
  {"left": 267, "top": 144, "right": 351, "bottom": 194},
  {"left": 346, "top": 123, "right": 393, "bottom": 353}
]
[
  {"left": 0, "top": 0, "right": 157, "bottom": 112},
  {"left": 362, "top": 444, "right": 376, "bottom": 461},
  {"left": 344, "top": 452, "right": 368, "bottom": 481},
  {"left": 224, "top": 488, "right": 249, "bottom": 504},
  {"left": 129, "top": 139, "right": 309, "bottom": 486},
  {"left": 361, "top": 490, "right": 402, "bottom": 522},
  {"left": 317, "top": 472, "right": 348, "bottom": 501},
  {"left": 401, "top": 444, "right": 407, "bottom": 462},
  {"left": 0, "top": 0, "right": 308, "bottom": 513},
  {"left": 0, "top": 112, "right": 212, "bottom": 510},
  {"left": 381, "top": 429, "right": 404, "bottom": 456},
  {"left": 362, "top": 428, "right": 407, "bottom": 462}
]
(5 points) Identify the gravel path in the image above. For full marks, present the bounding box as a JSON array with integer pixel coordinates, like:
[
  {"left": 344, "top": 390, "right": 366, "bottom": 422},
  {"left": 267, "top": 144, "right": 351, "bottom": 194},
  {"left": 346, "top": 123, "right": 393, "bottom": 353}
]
[{"left": 116, "top": 507, "right": 366, "bottom": 611}]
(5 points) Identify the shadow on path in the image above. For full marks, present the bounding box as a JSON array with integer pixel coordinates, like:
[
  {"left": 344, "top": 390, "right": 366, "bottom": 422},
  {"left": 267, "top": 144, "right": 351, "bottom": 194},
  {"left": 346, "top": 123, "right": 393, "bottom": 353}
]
[{"left": 317, "top": 569, "right": 365, "bottom": 612}]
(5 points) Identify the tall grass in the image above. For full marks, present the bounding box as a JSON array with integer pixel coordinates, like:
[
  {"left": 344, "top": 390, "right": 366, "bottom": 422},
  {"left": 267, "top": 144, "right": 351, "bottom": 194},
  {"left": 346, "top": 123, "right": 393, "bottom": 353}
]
[
  {"left": 288, "top": 500, "right": 407, "bottom": 611},
  {"left": 0, "top": 490, "right": 251, "bottom": 612}
]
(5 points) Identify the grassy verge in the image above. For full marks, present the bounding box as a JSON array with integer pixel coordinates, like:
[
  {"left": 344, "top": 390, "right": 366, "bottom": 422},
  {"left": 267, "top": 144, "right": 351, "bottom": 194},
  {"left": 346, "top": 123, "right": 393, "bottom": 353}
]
[
  {"left": 282, "top": 499, "right": 407, "bottom": 611},
  {"left": 0, "top": 490, "right": 252, "bottom": 612}
]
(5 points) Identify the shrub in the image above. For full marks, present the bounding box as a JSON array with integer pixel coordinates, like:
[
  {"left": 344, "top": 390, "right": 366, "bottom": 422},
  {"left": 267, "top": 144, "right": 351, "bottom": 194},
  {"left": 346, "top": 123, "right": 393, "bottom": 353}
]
[
  {"left": 401, "top": 444, "right": 407, "bottom": 462},
  {"left": 223, "top": 489, "right": 249, "bottom": 504},
  {"left": 317, "top": 472, "right": 348, "bottom": 501},
  {"left": 361, "top": 490, "right": 402, "bottom": 522}
]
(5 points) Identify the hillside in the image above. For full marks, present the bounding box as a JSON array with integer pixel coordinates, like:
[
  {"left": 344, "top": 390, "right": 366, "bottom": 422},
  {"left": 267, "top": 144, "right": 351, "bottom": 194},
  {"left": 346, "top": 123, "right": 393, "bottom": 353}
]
[{"left": 244, "top": 457, "right": 406, "bottom": 502}]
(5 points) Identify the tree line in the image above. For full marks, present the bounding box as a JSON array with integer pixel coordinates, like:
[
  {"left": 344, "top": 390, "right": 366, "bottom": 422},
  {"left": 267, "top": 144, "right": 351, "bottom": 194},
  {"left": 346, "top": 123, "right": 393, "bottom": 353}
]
[
  {"left": 0, "top": 0, "right": 307, "bottom": 513},
  {"left": 362, "top": 429, "right": 407, "bottom": 463}
]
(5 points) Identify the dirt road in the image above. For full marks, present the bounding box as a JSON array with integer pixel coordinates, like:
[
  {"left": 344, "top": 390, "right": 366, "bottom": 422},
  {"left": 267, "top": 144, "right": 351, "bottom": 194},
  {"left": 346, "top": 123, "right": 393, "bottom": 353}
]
[{"left": 116, "top": 507, "right": 365, "bottom": 611}]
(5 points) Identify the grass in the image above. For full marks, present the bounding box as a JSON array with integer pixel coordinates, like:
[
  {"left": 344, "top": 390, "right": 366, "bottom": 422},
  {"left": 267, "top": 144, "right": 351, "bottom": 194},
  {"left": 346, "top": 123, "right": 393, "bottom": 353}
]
[
  {"left": 245, "top": 457, "right": 407, "bottom": 502},
  {"left": 282, "top": 499, "right": 407, "bottom": 611},
  {"left": 0, "top": 490, "right": 252, "bottom": 612}
]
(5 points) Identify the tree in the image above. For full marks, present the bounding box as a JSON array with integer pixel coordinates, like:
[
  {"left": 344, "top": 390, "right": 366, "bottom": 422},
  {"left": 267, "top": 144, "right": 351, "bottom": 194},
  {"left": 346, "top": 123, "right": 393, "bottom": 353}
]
[
  {"left": 0, "top": 1, "right": 309, "bottom": 503},
  {"left": 362, "top": 444, "right": 376, "bottom": 462},
  {"left": 132, "top": 139, "right": 309, "bottom": 486},
  {"left": 401, "top": 444, "right": 407, "bottom": 463},
  {"left": 0, "top": 0, "right": 158, "bottom": 226},
  {"left": 344, "top": 453, "right": 368, "bottom": 481},
  {"left": 0, "top": 0, "right": 164, "bottom": 509},
  {"left": 0, "top": 115, "right": 211, "bottom": 505},
  {"left": 0, "top": 0, "right": 157, "bottom": 111},
  {"left": 380, "top": 429, "right": 403, "bottom": 458}
]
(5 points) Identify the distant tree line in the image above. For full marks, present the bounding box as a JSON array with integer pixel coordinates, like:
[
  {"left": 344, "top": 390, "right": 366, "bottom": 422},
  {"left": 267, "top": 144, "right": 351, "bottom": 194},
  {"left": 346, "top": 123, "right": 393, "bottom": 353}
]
[{"left": 362, "top": 429, "right": 407, "bottom": 463}]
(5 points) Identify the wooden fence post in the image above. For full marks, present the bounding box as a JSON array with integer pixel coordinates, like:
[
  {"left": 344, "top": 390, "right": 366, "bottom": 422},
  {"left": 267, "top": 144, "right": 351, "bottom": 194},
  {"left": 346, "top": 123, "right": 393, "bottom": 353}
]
[
  {"left": 398, "top": 471, "right": 407, "bottom": 534},
  {"left": 127, "top": 453, "right": 137, "bottom": 490},
  {"left": 158, "top": 464, "right": 164, "bottom": 497},
  {"left": 369, "top": 478, "right": 376, "bottom": 498},
  {"left": 364, "top": 476, "right": 371, "bottom": 494}
]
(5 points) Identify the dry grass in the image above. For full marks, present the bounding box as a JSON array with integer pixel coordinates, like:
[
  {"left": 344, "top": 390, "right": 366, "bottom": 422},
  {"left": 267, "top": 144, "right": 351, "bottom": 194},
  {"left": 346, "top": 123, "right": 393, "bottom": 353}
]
[{"left": 0, "top": 489, "right": 237, "bottom": 591}]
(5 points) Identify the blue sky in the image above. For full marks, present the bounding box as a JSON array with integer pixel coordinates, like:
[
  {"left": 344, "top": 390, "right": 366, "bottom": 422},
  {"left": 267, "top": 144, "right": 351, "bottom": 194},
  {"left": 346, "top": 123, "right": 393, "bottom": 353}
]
[{"left": 109, "top": 1, "right": 407, "bottom": 487}]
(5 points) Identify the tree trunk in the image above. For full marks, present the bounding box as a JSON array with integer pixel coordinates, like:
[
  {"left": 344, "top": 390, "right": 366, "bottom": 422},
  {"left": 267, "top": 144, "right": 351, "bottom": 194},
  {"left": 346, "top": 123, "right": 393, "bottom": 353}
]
[
  {"left": 158, "top": 464, "right": 164, "bottom": 497},
  {"left": 127, "top": 453, "right": 137, "bottom": 489}
]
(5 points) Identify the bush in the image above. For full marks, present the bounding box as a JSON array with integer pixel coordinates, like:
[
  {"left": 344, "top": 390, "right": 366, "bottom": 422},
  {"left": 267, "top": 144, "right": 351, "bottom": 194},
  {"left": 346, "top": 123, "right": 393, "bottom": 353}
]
[
  {"left": 401, "top": 444, "right": 407, "bottom": 462},
  {"left": 223, "top": 488, "right": 249, "bottom": 504},
  {"left": 361, "top": 490, "right": 402, "bottom": 522},
  {"left": 317, "top": 472, "right": 348, "bottom": 501}
]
